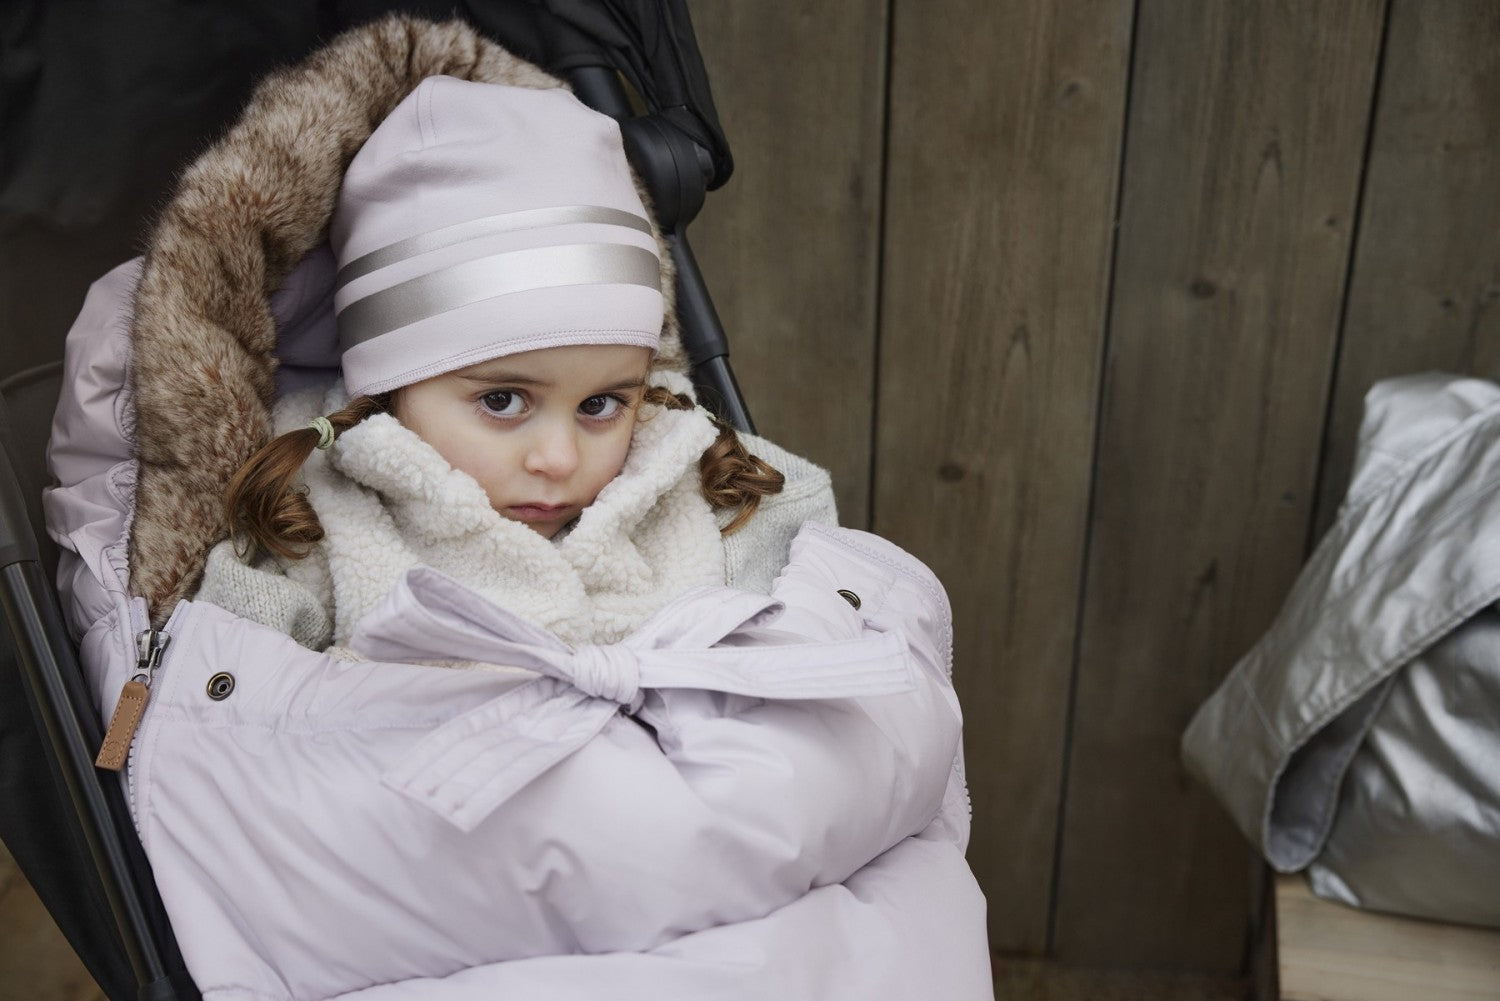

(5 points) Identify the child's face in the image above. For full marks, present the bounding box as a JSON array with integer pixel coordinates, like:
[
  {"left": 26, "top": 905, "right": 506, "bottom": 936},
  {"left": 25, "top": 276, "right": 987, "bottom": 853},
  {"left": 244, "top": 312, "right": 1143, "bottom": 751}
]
[{"left": 390, "top": 344, "right": 652, "bottom": 539}]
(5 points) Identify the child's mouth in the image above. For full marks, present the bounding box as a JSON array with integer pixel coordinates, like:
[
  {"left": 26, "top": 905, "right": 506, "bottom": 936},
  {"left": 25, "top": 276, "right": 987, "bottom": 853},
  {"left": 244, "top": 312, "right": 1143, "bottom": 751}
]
[{"left": 504, "top": 503, "right": 571, "bottom": 523}]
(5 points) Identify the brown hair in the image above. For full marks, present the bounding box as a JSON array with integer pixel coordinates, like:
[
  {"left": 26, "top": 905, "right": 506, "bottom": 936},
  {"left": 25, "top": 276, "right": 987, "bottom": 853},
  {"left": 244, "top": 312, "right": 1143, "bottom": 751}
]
[
  {"left": 224, "top": 394, "right": 389, "bottom": 559},
  {"left": 641, "top": 385, "right": 784, "bottom": 535},
  {"left": 225, "top": 384, "right": 784, "bottom": 558}
]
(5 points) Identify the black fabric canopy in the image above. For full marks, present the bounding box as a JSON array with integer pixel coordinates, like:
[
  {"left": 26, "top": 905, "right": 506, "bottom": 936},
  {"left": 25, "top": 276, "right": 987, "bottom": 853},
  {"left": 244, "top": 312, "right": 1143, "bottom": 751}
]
[
  {"left": 0, "top": 0, "right": 732, "bottom": 373},
  {"left": 462, "top": 0, "right": 732, "bottom": 188}
]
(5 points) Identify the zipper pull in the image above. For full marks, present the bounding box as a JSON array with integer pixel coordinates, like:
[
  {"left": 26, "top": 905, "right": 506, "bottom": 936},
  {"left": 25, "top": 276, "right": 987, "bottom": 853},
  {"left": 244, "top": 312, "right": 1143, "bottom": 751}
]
[{"left": 96, "top": 629, "right": 170, "bottom": 771}]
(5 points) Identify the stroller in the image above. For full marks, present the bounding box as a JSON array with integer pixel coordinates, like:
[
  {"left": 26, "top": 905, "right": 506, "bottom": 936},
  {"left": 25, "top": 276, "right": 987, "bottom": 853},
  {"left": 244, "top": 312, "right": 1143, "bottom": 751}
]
[{"left": 1, "top": 6, "right": 989, "bottom": 1001}]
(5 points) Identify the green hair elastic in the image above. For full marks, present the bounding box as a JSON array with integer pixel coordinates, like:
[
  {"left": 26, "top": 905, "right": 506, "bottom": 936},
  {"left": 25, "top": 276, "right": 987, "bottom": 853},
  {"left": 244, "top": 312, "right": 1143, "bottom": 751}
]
[{"left": 308, "top": 416, "right": 336, "bottom": 450}]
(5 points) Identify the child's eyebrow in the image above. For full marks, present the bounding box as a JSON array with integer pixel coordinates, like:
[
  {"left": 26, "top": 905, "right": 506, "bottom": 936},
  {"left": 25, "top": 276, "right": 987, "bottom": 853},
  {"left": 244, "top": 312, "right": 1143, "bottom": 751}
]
[
  {"left": 457, "top": 369, "right": 547, "bottom": 387},
  {"left": 597, "top": 376, "right": 647, "bottom": 393}
]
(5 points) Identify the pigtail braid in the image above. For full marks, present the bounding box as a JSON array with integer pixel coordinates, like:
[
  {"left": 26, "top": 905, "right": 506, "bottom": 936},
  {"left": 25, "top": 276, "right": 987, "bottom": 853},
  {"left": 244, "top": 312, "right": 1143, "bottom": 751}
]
[
  {"left": 223, "top": 394, "right": 389, "bottom": 559},
  {"left": 643, "top": 386, "right": 785, "bottom": 535}
]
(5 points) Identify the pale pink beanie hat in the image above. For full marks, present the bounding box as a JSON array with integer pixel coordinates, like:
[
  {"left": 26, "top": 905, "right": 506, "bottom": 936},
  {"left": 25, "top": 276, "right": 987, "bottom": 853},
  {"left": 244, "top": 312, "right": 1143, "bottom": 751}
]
[{"left": 331, "top": 76, "right": 664, "bottom": 397}]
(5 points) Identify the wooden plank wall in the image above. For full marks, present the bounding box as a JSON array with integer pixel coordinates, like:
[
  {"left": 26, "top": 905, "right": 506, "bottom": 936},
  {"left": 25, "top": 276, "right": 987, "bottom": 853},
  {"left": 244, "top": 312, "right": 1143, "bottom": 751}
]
[
  {"left": 876, "top": 0, "right": 1130, "bottom": 956},
  {"left": 1313, "top": 0, "right": 1500, "bottom": 534},
  {"left": 690, "top": 2, "right": 889, "bottom": 527},
  {"left": 7, "top": 1, "right": 1500, "bottom": 993},
  {"left": 694, "top": 0, "right": 1496, "bottom": 982},
  {"left": 1053, "top": 0, "right": 1385, "bottom": 970}
]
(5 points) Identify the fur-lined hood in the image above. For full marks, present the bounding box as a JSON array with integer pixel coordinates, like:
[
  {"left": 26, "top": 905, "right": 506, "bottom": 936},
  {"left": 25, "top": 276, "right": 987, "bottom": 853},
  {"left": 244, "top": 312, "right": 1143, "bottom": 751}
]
[{"left": 127, "top": 16, "right": 684, "bottom": 624}]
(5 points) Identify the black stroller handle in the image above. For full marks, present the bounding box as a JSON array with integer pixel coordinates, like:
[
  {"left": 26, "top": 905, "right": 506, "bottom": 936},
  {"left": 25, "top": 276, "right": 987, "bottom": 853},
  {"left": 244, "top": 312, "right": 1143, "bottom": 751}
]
[{"left": 569, "top": 65, "right": 757, "bottom": 435}]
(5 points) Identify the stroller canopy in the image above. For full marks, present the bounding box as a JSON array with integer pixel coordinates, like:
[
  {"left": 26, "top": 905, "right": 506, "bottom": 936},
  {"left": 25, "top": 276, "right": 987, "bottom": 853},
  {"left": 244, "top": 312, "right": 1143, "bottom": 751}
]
[{"left": 466, "top": 0, "right": 733, "bottom": 188}]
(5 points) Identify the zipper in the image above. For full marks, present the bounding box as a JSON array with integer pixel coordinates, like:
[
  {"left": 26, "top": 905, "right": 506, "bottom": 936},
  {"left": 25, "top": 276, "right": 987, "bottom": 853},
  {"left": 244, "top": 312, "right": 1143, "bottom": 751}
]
[
  {"left": 133, "top": 627, "right": 170, "bottom": 689},
  {"left": 124, "top": 598, "right": 185, "bottom": 839},
  {"left": 96, "top": 597, "right": 179, "bottom": 777}
]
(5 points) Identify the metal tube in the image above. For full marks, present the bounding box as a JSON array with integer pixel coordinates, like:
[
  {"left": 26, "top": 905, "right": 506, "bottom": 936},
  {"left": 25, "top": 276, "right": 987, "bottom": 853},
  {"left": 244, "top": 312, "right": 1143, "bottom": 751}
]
[{"left": 667, "top": 231, "right": 755, "bottom": 433}]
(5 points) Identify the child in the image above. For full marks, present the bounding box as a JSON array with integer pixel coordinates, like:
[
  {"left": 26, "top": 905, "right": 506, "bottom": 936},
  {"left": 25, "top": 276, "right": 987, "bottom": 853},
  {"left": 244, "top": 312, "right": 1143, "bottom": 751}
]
[
  {"left": 198, "top": 77, "right": 833, "bottom": 653},
  {"left": 48, "top": 19, "right": 991, "bottom": 998}
]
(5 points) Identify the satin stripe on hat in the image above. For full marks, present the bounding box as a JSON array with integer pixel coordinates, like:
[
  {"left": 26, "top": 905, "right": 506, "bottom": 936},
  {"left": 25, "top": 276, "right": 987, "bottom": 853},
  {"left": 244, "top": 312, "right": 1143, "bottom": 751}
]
[
  {"left": 329, "top": 79, "right": 666, "bottom": 390},
  {"left": 337, "top": 242, "right": 661, "bottom": 351},
  {"left": 334, "top": 204, "right": 653, "bottom": 290}
]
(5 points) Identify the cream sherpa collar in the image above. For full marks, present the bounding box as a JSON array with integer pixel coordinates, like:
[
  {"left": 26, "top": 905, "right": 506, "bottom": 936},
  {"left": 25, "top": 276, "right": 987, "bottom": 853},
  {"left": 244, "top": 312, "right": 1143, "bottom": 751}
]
[
  {"left": 126, "top": 16, "right": 684, "bottom": 624},
  {"left": 299, "top": 371, "right": 723, "bottom": 647}
]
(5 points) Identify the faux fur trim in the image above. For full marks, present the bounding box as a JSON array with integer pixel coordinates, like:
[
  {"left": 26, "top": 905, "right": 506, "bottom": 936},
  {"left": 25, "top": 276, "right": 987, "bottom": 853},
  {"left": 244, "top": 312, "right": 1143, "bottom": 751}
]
[{"left": 128, "top": 16, "right": 685, "bottom": 623}]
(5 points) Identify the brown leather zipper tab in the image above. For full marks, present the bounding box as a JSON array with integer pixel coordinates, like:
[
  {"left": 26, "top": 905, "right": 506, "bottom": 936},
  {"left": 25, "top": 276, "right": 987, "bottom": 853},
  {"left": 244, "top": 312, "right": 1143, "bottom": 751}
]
[{"left": 96, "top": 679, "right": 150, "bottom": 771}]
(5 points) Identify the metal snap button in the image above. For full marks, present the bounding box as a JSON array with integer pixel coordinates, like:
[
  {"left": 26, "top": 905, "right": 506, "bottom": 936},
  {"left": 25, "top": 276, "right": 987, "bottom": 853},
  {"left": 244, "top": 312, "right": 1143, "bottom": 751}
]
[
  {"left": 837, "top": 589, "right": 861, "bottom": 610},
  {"left": 206, "top": 672, "right": 236, "bottom": 701}
]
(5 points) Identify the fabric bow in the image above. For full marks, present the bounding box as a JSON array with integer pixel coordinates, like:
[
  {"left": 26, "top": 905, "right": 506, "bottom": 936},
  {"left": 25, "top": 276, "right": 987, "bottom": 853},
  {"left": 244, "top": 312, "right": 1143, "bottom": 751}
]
[{"left": 349, "top": 567, "right": 916, "bottom": 831}]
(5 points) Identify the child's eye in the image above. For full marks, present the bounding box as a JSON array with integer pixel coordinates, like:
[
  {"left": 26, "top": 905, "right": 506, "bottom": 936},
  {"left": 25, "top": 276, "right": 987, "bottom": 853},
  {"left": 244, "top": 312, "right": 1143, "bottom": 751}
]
[
  {"left": 579, "top": 395, "right": 622, "bottom": 419},
  {"left": 480, "top": 390, "right": 524, "bottom": 417}
]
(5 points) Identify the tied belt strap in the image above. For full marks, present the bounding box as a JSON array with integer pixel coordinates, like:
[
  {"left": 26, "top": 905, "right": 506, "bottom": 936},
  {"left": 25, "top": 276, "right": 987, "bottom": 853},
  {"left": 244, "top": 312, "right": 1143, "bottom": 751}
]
[{"left": 349, "top": 568, "right": 916, "bottom": 832}]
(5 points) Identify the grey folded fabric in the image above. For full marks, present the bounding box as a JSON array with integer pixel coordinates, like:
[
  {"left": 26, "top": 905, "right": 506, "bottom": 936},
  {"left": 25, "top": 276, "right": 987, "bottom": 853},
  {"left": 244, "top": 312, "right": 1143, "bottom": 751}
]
[{"left": 1183, "top": 373, "right": 1500, "bottom": 926}]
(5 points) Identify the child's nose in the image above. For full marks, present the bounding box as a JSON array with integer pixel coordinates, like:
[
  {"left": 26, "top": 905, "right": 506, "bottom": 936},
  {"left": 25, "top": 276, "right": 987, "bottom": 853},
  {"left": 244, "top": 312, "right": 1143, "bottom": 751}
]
[{"left": 523, "top": 421, "right": 580, "bottom": 478}]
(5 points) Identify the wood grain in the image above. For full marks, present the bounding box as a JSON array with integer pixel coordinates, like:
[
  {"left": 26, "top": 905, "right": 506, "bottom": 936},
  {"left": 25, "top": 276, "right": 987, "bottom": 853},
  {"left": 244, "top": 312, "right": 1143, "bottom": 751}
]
[
  {"left": 1277, "top": 875, "right": 1500, "bottom": 1001},
  {"left": 1052, "top": 0, "right": 1386, "bottom": 971},
  {"left": 1312, "top": 0, "right": 1500, "bottom": 535},
  {"left": 688, "top": 2, "right": 889, "bottom": 528},
  {"left": 875, "top": 0, "right": 1133, "bottom": 953}
]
